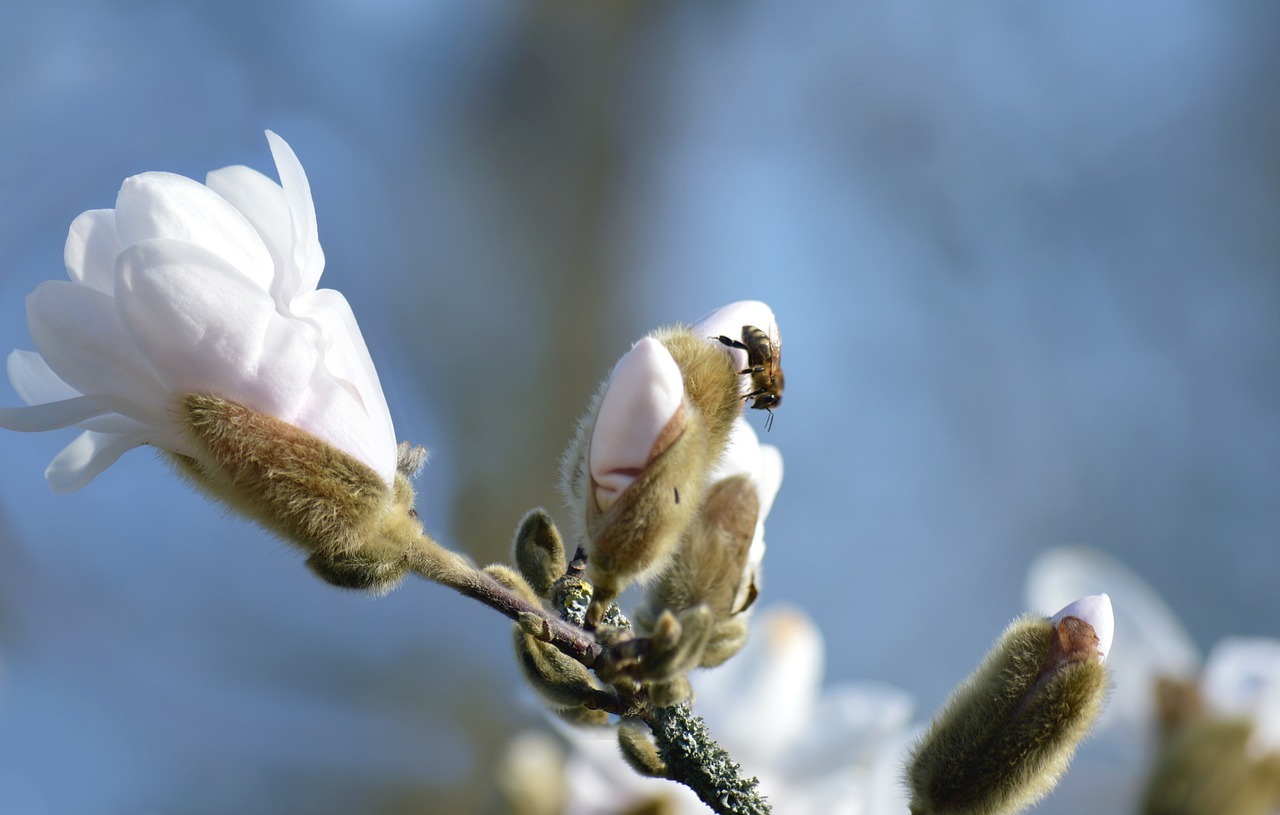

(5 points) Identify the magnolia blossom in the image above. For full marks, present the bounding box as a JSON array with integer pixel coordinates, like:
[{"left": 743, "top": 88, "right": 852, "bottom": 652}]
[
  {"left": 0, "top": 132, "right": 396, "bottom": 492},
  {"left": 513, "top": 606, "right": 916, "bottom": 815}
]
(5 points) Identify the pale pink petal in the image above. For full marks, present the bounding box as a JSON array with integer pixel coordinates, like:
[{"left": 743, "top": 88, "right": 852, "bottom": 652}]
[
  {"left": 589, "top": 337, "right": 685, "bottom": 511},
  {"left": 114, "top": 172, "right": 274, "bottom": 293},
  {"left": 45, "top": 429, "right": 148, "bottom": 494},
  {"left": 26, "top": 280, "right": 174, "bottom": 427},
  {"left": 1051, "top": 594, "right": 1114, "bottom": 663},
  {"left": 266, "top": 131, "right": 325, "bottom": 295},
  {"left": 63, "top": 209, "right": 122, "bottom": 294}
]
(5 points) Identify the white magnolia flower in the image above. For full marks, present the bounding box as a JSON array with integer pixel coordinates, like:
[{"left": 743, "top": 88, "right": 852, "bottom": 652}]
[
  {"left": 538, "top": 606, "right": 916, "bottom": 815},
  {"left": 0, "top": 131, "right": 396, "bottom": 492}
]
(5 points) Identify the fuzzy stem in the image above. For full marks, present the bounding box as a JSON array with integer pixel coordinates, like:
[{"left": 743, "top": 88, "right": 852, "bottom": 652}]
[
  {"left": 403, "top": 535, "right": 604, "bottom": 667},
  {"left": 647, "top": 703, "right": 770, "bottom": 815}
]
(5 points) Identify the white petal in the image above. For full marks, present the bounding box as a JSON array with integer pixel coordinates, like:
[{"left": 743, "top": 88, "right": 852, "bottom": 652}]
[
  {"left": 712, "top": 416, "right": 763, "bottom": 482},
  {"left": 1051, "top": 594, "right": 1114, "bottom": 663},
  {"left": 292, "top": 372, "right": 396, "bottom": 485},
  {"left": 8, "top": 349, "right": 80, "bottom": 403},
  {"left": 692, "top": 300, "right": 779, "bottom": 378},
  {"left": 0, "top": 396, "right": 115, "bottom": 431},
  {"left": 1026, "top": 547, "right": 1198, "bottom": 728},
  {"left": 694, "top": 605, "right": 824, "bottom": 759},
  {"left": 44, "top": 429, "right": 147, "bottom": 493},
  {"left": 64, "top": 209, "right": 122, "bottom": 294},
  {"left": 114, "top": 171, "right": 275, "bottom": 293},
  {"left": 6, "top": 351, "right": 159, "bottom": 436},
  {"left": 26, "top": 280, "right": 174, "bottom": 428},
  {"left": 115, "top": 239, "right": 316, "bottom": 420},
  {"left": 204, "top": 163, "right": 292, "bottom": 302},
  {"left": 266, "top": 131, "right": 325, "bottom": 295},
  {"left": 777, "top": 682, "right": 915, "bottom": 776},
  {"left": 290, "top": 287, "right": 396, "bottom": 460},
  {"left": 589, "top": 337, "right": 685, "bottom": 510},
  {"left": 1202, "top": 638, "right": 1280, "bottom": 753},
  {"left": 756, "top": 443, "right": 784, "bottom": 521},
  {"left": 116, "top": 240, "right": 393, "bottom": 482}
]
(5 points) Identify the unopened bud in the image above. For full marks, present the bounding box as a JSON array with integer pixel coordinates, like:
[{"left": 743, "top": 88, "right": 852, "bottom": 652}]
[
  {"left": 485, "top": 564, "right": 616, "bottom": 717},
  {"left": 512, "top": 509, "right": 567, "bottom": 599},
  {"left": 618, "top": 720, "right": 670, "bottom": 779},
  {"left": 562, "top": 339, "right": 716, "bottom": 624},
  {"left": 907, "top": 595, "right": 1112, "bottom": 815}
]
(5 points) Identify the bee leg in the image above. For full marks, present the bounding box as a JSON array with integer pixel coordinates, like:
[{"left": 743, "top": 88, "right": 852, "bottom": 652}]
[
  {"left": 738, "top": 365, "right": 765, "bottom": 376},
  {"left": 714, "top": 335, "right": 749, "bottom": 352}
]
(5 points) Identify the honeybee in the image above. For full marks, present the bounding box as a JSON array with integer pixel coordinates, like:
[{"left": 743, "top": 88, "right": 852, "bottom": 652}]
[{"left": 716, "top": 324, "right": 784, "bottom": 430}]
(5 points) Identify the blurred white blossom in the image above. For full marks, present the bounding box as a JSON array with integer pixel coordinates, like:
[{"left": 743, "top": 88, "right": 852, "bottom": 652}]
[
  {"left": 523, "top": 606, "right": 916, "bottom": 815},
  {"left": 0, "top": 131, "right": 396, "bottom": 491},
  {"left": 1026, "top": 546, "right": 1280, "bottom": 814}
]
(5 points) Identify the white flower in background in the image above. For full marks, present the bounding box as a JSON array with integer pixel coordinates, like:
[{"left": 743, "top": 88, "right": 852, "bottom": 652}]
[
  {"left": 511, "top": 606, "right": 916, "bottom": 815},
  {"left": 0, "top": 131, "right": 396, "bottom": 492},
  {"left": 1026, "top": 546, "right": 1280, "bottom": 814}
]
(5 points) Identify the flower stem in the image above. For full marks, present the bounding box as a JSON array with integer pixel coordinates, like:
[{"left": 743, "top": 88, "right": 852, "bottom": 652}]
[
  {"left": 403, "top": 535, "right": 604, "bottom": 667},
  {"left": 647, "top": 703, "right": 771, "bottom": 815},
  {"left": 404, "top": 533, "right": 770, "bottom": 813}
]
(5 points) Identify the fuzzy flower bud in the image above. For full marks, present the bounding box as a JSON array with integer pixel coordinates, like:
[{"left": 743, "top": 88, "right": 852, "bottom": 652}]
[
  {"left": 560, "top": 306, "right": 758, "bottom": 626},
  {"left": 641, "top": 417, "right": 783, "bottom": 667},
  {"left": 906, "top": 594, "right": 1113, "bottom": 815},
  {"left": 562, "top": 338, "right": 704, "bottom": 623}
]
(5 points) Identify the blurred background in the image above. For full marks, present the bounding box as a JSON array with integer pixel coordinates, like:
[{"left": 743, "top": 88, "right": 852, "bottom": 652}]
[{"left": 1, "top": 1, "right": 1278, "bottom": 812}]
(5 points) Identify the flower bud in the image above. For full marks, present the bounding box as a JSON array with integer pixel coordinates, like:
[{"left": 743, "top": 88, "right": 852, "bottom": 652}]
[
  {"left": 484, "top": 565, "right": 613, "bottom": 725},
  {"left": 617, "top": 720, "right": 670, "bottom": 779},
  {"left": 512, "top": 508, "right": 568, "bottom": 599},
  {"left": 906, "top": 595, "right": 1112, "bottom": 815},
  {"left": 562, "top": 338, "right": 720, "bottom": 625},
  {"left": 642, "top": 417, "right": 783, "bottom": 667}
]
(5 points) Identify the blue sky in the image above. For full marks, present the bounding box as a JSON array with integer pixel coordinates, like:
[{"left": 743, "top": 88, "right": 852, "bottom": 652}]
[{"left": 1, "top": 2, "right": 1278, "bottom": 812}]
